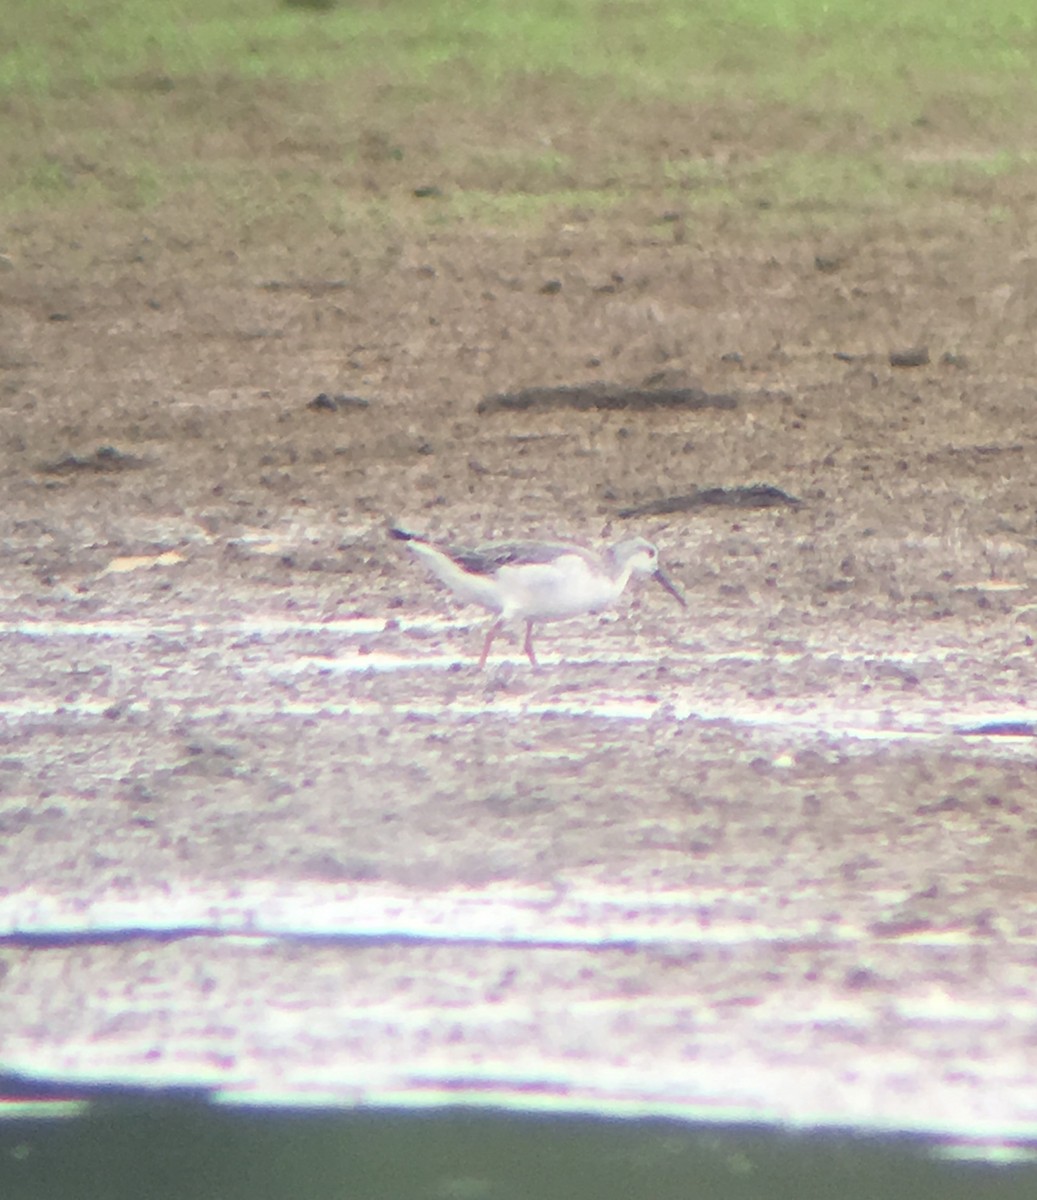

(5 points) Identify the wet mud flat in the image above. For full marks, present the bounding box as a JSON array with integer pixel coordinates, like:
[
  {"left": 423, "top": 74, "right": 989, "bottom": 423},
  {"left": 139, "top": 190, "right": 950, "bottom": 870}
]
[
  {"left": 3, "top": 181, "right": 1037, "bottom": 1152},
  {"left": 0, "top": 573, "right": 1035, "bottom": 1140}
]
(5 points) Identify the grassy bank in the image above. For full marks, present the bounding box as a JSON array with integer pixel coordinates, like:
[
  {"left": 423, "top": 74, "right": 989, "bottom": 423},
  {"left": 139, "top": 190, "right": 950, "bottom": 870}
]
[{"left": 2, "top": 0, "right": 1037, "bottom": 236}]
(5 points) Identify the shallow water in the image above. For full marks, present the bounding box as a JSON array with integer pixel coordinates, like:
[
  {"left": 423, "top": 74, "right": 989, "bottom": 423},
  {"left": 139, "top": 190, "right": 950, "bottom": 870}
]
[{"left": 3, "top": 1101, "right": 1037, "bottom": 1199}]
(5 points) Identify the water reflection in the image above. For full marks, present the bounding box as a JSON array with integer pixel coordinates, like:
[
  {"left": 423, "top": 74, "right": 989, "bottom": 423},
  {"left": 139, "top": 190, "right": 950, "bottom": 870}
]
[{"left": 2, "top": 1100, "right": 1037, "bottom": 1200}]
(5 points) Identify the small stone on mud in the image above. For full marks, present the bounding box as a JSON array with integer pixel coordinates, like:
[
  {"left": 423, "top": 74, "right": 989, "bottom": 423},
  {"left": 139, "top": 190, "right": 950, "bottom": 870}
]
[
  {"left": 844, "top": 966, "right": 880, "bottom": 990},
  {"left": 307, "top": 393, "right": 370, "bottom": 412},
  {"left": 889, "top": 346, "right": 930, "bottom": 368}
]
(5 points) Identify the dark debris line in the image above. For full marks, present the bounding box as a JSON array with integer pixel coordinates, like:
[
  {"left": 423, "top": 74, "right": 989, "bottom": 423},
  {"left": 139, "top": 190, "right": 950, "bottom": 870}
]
[
  {"left": 618, "top": 484, "right": 802, "bottom": 518},
  {"left": 476, "top": 384, "right": 738, "bottom": 415},
  {"left": 40, "top": 446, "right": 147, "bottom": 475}
]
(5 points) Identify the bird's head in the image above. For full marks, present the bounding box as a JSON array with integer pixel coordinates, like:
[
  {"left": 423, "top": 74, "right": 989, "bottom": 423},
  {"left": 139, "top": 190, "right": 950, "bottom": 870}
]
[{"left": 612, "top": 538, "right": 687, "bottom": 607}]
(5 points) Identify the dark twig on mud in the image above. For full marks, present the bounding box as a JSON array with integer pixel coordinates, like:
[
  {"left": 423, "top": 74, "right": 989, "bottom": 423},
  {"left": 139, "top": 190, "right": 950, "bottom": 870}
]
[
  {"left": 618, "top": 484, "right": 802, "bottom": 518},
  {"left": 477, "top": 383, "right": 738, "bottom": 415}
]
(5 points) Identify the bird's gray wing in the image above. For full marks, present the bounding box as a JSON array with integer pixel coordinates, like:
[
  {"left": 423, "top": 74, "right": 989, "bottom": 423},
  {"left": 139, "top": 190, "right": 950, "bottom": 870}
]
[{"left": 452, "top": 540, "right": 592, "bottom": 575}]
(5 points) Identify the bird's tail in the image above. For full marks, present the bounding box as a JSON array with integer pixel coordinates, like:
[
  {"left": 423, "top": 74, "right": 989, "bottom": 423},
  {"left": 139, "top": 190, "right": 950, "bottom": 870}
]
[{"left": 387, "top": 525, "right": 427, "bottom": 545}]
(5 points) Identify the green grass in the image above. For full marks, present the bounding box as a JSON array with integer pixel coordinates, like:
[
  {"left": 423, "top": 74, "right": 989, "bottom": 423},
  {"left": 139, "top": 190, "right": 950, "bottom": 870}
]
[
  {"left": 439, "top": 187, "right": 623, "bottom": 227},
  {"left": 662, "top": 146, "right": 1037, "bottom": 220},
  {"left": 3, "top": 0, "right": 1037, "bottom": 233},
  {"left": 4, "top": 0, "right": 1036, "bottom": 108}
]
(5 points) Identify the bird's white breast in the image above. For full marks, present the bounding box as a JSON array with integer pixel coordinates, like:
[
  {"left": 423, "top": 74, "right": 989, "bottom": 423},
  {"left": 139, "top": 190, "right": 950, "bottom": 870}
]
[{"left": 496, "top": 553, "right": 624, "bottom": 621}]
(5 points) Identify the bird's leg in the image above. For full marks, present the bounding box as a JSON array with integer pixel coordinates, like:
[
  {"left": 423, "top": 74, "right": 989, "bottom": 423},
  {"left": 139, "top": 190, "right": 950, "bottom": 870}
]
[
  {"left": 478, "top": 619, "right": 503, "bottom": 670},
  {"left": 523, "top": 620, "right": 539, "bottom": 667}
]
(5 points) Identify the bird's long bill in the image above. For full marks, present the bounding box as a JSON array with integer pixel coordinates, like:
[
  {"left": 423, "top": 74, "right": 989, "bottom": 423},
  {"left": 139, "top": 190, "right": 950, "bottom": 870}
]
[{"left": 653, "top": 567, "right": 687, "bottom": 608}]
